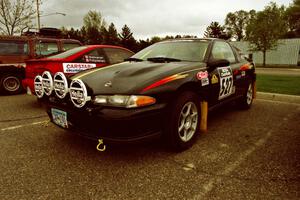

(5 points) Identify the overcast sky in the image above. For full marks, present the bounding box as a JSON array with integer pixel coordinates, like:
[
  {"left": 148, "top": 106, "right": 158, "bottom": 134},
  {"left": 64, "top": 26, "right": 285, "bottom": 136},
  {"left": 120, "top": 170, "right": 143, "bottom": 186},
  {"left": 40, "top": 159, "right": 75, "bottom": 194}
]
[{"left": 39, "top": 0, "right": 292, "bottom": 39}]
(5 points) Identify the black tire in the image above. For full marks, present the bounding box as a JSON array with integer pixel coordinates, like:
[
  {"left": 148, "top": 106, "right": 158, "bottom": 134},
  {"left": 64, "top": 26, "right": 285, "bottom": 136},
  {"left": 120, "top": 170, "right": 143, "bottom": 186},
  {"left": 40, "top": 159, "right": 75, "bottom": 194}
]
[
  {"left": 238, "top": 82, "right": 254, "bottom": 109},
  {"left": 0, "top": 74, "right": 23, "bottom": 95},
  {"left": 164, "top": 91, "right": 200, "bottom": 151}
]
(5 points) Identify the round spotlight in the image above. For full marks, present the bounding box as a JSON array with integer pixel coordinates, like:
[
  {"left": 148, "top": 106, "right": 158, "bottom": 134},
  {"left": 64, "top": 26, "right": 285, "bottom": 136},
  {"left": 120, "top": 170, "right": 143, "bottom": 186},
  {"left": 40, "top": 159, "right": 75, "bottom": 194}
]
[
  {"left": 34, "top": 75, "right": 44, "bottom": 98},
  {"left": 69, "top": 79, "right": 89, "bottom": 108},
  {"left": 54, "top": 72, "right": 68, "bottom": 99},
  {"left": 42, "top": 71, "right": 53, "bottom": 96}
]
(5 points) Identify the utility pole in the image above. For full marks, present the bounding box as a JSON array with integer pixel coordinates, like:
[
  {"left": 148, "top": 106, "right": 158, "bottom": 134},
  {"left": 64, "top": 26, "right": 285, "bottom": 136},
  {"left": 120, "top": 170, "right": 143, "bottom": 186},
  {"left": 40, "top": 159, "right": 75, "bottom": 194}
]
[{"left": 36, "top": 0, "right": 40, "bottom": 31}]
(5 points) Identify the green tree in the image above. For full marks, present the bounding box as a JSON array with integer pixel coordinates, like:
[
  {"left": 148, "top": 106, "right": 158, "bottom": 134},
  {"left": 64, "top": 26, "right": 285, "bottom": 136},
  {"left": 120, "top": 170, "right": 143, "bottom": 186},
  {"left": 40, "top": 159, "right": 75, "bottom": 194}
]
[
  {"left": 119, "top": 24, "right": 137, "bottom": 51},
  {"left": 286, "top": 0, "right": 300, "bottom": 37},
  {"left": 0, "top": 0, "right": 35, "bottom": 35},
  {"left": 149, "top": 36, "right": 161, "bottom": 44},
  {"left": 225, "top": 10, "right": 256, "bottom": 41},
  {"left": 246, "top": 2, "right": 287, "bottom": 66},
  {"left": 83, "top": 10, "right": 106, "bottom": 44},
  {"left": 61, "top": 27, "right": 85, "bottom": 43},
  {"left": 204, "top": 21, "right": 231, "bottom": 39}
]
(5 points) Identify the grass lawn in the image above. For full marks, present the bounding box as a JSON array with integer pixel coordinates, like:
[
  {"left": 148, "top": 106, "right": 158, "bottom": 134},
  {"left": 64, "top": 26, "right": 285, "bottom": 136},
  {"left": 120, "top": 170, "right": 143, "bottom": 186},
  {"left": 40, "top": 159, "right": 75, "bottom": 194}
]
[{"left": 256, "top": 74, "right": 300, "bottom": 96}]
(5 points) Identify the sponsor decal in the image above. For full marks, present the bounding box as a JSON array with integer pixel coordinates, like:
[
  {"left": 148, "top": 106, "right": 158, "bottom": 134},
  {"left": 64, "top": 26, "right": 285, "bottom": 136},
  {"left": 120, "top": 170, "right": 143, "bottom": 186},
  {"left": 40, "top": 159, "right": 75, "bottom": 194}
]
[
  {"left": 218, "top": 66, "right": 234, "bottom": 100},
  {"left": 201, "top": 78, "right": 209, "bottom": 86},
  {"left": 196, "top": 71, "right": 208, "bottom": 80},
  {"left": 219, "top": 67, "right": 231, "bottom": 77},
  {"left": 211, "top": 74, "right": 219, "bottom": 84},
  {"left": 241, "top": 71, "right": 246, "bottom": 77},
  {"left": 63, "top": 63, "right": 96, "bottom": 73},
  {"left": 84, "top": 55, "right": 106, "bottom": 63}
]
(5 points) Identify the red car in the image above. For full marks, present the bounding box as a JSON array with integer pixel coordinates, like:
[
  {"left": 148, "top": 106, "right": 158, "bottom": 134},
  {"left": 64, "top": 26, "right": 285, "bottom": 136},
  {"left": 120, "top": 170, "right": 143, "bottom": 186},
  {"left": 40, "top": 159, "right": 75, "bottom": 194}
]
[{"left": 23, "top": 45, "right": 134, "bottom": 95}]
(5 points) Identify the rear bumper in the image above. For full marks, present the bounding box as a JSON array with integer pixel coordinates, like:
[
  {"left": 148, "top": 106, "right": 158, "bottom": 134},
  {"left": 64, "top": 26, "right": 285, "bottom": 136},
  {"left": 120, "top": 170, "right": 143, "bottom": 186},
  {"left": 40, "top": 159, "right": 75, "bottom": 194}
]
[{"left": 46, "top": 101, "right": 167, "bottom": 143}]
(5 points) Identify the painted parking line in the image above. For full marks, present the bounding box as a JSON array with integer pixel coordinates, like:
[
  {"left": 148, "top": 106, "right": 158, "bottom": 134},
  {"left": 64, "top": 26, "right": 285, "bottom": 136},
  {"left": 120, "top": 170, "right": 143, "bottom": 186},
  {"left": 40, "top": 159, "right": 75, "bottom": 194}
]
[
  {"left": 1, "top": 120, "right": 49, "bottom": 131},
  {"left": 191, "top": 130, "right": 273, "bottom": 199}
]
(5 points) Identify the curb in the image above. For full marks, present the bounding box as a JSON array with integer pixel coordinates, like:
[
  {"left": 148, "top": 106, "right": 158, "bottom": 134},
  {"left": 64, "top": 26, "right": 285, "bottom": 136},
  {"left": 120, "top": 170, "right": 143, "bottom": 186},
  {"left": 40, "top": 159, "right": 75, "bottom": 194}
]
[{"left": 256, "top": 92, "right": 300, "bottom": 104}]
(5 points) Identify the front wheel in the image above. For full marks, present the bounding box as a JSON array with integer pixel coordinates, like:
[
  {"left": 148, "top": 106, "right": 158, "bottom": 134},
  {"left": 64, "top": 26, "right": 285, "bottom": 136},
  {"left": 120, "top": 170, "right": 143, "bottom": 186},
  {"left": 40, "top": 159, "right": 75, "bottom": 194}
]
[
  {"left": 165, "top": 91, "right": 200, "bottom": 151},
  {"left": 0, "top": 74, "right": 23, "bottom": 95}
]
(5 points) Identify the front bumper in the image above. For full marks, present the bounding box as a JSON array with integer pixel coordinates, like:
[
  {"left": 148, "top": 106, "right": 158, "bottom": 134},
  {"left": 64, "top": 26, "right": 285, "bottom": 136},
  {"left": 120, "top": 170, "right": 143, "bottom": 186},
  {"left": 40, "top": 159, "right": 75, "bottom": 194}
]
[
  {"left": 46, "top": 100, "right": 167, "bottom": 143},
  {"left": 22, "top": 78, "right": 34, "bottom": 95}
]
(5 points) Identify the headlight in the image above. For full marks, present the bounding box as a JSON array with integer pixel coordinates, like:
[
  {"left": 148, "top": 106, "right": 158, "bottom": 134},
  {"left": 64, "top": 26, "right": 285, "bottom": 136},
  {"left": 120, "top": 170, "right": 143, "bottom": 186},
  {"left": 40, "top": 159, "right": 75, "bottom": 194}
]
[{"left": 93, "top": 95, "right": 156, "bottom": 108}]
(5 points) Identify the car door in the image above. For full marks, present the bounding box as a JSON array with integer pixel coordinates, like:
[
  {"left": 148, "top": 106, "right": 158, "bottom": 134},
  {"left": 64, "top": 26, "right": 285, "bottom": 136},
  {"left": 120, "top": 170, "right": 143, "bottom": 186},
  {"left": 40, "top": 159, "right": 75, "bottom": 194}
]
[
  {"left": 63, "top": 48, "right": 108, "bottom": 74},
  {"left": 207, "top": 41, "right": 240, "bottom": 106}
]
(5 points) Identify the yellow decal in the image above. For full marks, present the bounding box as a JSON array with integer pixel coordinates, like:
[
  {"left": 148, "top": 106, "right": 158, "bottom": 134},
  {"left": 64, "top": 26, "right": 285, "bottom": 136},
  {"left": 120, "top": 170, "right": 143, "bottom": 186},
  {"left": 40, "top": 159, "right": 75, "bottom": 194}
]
[
  {"left": 96, "top": 139, "right": 106, "bottom": 152},
  {"left": 211, "top": 74, "right": 218, "bottom": 84},
  {"left": 73, "top": 63, "right": 124, "bottom": 80}
]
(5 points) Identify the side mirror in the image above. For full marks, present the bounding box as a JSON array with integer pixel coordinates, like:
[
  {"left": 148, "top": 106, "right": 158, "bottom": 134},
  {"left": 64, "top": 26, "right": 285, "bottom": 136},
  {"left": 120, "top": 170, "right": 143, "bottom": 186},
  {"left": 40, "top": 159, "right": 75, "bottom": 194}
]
[{"left": 207, "top": 59, "right": 230, "bottom": 70}]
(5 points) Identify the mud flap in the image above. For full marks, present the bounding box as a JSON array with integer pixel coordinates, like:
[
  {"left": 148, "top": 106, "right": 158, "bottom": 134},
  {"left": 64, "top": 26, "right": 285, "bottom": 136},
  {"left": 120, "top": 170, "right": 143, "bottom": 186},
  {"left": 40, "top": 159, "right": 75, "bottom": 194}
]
[{"left": 200, "top": 101, "right": 208, "bottom": 133}]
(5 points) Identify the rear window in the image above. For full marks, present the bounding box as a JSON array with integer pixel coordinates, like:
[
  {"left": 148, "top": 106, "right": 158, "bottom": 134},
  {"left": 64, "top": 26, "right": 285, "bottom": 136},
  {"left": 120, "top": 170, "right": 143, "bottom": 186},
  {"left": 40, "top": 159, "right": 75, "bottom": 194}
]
[
  {"left": 103, "top": 48, "right": 133, "bottom": 64},
  {"left": 48, "top": 46, "right": 88, "bottom": 59},
  {"left": 0, "top": 41, "right": 28, "bottom": 55},
  {"left": 63, "top": 43, "right": 81, "bottom": 51},
  {"left": 35, "top": 41, "right": 58, "bottom": 56}
]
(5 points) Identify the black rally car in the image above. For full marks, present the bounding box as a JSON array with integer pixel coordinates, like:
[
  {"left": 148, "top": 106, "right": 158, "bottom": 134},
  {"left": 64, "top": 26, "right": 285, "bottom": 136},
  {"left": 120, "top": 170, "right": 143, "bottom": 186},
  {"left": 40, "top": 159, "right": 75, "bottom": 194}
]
[{"left": 37, "top": 38, "right": 255, "bottom": 151}]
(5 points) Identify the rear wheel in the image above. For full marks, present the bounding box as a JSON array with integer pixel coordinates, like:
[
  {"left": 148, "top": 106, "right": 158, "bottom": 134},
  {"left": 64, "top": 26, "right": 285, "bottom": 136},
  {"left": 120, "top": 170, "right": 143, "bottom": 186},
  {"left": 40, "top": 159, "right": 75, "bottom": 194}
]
[
  {"left": 165, "top": 91, "right": 200, "bottom": 151},
  {"left": 238, "top": 82, "right": 254, "bottom": 109},
  {"left": 0, "top": 74, "right": 23, "bottom": 95}
]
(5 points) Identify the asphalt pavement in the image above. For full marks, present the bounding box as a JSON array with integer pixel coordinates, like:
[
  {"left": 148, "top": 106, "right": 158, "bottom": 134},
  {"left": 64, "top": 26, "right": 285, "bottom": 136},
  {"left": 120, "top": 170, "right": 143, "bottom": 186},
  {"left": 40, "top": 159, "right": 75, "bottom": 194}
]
[{"left": 0, "top": 94, "right": 299, "bottom": 199}]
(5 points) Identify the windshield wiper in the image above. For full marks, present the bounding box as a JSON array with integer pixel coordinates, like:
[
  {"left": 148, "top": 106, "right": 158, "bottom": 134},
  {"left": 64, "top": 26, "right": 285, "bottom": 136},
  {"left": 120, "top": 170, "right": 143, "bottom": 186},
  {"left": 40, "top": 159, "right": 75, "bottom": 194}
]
[
  {"left": 124, "top": 57, "right": 143, "bottom": 62},
  {"left": 147, "top": 57, "right": 181, "bottom": 63}
]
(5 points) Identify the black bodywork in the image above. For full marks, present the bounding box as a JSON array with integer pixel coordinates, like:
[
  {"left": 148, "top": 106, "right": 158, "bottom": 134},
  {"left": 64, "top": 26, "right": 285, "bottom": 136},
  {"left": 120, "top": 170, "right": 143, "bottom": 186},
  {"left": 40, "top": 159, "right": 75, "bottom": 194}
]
[{"left": 45, "top": 39, "right": 256, "bottom": 143}]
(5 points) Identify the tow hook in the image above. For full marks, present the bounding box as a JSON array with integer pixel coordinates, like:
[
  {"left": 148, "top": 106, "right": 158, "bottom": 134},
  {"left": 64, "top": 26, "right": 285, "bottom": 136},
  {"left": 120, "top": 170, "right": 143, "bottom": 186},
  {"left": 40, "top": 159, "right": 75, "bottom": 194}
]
[{"left": 96, "top": 139, "right": 106, "bottom": 152}]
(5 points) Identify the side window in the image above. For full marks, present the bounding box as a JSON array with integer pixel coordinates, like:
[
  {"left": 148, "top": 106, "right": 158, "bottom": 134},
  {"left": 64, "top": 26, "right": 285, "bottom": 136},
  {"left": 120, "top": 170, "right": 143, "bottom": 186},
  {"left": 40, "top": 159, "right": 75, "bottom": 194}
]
[
  {"left": 103, "top": 48, "right": 133, "bottom": 64},
  {"left": 35, "top": 41, "right": 59, "bottom": 56},
  {"left": 211, "top": 41, "right": 236, "bottom": 63},
  {"left": 0, "top": 41, "right": 28, "bottom": 55},
  {"left": 62, "top": 43, "right": 81, "bottom": 51},
  {"left": 77, "top": 49, "right": 106, "bottom": 63}
]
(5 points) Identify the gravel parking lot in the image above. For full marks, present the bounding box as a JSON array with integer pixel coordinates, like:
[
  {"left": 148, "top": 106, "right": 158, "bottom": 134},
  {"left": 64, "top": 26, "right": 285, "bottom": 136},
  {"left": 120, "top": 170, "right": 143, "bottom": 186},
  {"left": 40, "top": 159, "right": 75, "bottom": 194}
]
[{"left": 0, "top": 94, "right": 299, "bottom": 199}]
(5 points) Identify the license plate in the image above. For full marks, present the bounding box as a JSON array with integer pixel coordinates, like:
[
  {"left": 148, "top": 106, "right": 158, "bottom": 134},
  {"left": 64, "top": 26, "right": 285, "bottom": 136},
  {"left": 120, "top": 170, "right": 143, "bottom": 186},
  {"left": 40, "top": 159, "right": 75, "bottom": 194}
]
[{"left": 51, "top": 108, "right": 68, "bottom": 128}]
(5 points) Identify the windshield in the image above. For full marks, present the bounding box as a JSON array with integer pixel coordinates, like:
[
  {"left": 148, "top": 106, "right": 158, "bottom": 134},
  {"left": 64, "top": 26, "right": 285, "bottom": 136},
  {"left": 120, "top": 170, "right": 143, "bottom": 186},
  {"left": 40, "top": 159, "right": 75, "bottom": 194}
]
[
  {"left": 132, "top": 40, "right": 209, "bottom": 62},
  {"left": 48, "top": 46, "right": 88, "bottom": 59}
]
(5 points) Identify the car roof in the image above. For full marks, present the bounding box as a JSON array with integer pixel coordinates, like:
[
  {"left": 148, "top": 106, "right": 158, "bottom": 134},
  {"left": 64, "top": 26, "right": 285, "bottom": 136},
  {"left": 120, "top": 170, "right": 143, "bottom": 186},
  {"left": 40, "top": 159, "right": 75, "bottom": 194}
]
[
  {"left": 160, "top": 38, "right": 226, "bottom": 43},
  {"left": 84, "top": 45, "right": 133, "bottom": 52}
]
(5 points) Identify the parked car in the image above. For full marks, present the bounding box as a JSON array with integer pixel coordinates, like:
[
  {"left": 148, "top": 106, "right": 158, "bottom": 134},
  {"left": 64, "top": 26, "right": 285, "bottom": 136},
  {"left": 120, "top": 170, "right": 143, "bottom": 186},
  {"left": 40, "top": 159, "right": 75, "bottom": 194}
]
[
  {"left": 23, "top": 45, "right": 134, "bottom": 96},
  {"left": 36, "top": 38, "right": 255, "bottom": 151},
  {"left": 0, "top": 31, "right": 81, "bottom": 95}
]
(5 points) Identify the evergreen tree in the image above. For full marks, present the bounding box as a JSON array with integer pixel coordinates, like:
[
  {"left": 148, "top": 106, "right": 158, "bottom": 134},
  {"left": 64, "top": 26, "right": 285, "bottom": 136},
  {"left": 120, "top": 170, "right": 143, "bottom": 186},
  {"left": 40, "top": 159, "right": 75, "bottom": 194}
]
[
  {"left": 104, "top": 23, "right": 120, "bottom": 45},
  {"left": 204, "top": 21, "right": 231, "bottom": 39},
  {"left": 119, "top": 24, "right": 137, "bottom": 51}
]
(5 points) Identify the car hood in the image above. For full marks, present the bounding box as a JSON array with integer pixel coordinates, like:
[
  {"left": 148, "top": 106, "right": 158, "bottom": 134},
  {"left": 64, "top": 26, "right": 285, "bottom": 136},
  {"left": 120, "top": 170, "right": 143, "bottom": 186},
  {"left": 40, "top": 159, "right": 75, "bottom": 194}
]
[{"left": 72, "top": 61, "right": 206, "bottom": 95}]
